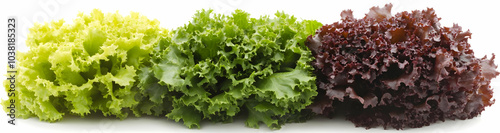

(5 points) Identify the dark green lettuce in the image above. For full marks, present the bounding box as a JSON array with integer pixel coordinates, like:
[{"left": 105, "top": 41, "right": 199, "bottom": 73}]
[{"left": 137, "top": 9, "right": 322, "bottom": 129}]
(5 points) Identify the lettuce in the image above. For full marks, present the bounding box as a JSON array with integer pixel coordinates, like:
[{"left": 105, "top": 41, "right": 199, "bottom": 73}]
[
  {"left": 2, "top": 9, "right": 167, "bottom": 121},
  {"left": 305, "top": 4, "right": 499, "bottom": 129},
  {"left": 137, "top": 9, "right": 321, "bottom": 129}
]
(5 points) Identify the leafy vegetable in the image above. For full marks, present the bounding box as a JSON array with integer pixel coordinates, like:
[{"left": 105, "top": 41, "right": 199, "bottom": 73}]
[
  {"left": 306, "top": 4, "right": 499, "bottom": 129},
  {"left": 6, "top": 6, "right": 494, "bottom": 130},
  {"left": 137, "top": 9, "right": 321, "bottom": 129},
  {"left": 2, "top": 9, "right": 167, "bottom": 121}
]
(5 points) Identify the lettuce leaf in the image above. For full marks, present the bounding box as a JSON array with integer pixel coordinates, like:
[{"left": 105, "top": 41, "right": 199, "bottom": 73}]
[
  {"left": 138, "top": 9, "right": 321, "bottom": 129},
  {"left": 2, "top": 9, "right": 167, "bottom": 121},
  {"left": 305, "top": 4, "right": 499, "bottom": 129}
]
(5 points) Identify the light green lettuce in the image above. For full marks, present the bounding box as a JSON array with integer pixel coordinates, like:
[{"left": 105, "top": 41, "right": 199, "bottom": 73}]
[
  {"left": 138, "top": 9, "right": 322, "bottom": 129},
  {"left": 2, "top": 9, "right": 167, "bottom": 121}
]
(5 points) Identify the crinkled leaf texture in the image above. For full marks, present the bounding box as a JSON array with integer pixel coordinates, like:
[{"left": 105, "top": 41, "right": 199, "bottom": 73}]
[
  {"left": 2, "top": 9, "right": 167, "bottom": 122},
  {"left": 138, "top": 9, "right": 321, "bottom": 129},
  {"left": 306, "top": 4, "right": 499, "bottom": 129}
]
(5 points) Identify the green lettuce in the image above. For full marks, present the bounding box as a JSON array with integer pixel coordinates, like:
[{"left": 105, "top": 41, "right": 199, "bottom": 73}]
[
  {"left": 2, "top": 9, "right": 167, "bottom": 121},
  {"left": 138, "top": 9, "right": 321, "bottom": 129}
]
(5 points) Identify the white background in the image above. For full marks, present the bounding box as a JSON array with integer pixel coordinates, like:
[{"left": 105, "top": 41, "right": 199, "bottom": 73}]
[{"left": 1, "top": 0, "right": 499, "bottom": 132}]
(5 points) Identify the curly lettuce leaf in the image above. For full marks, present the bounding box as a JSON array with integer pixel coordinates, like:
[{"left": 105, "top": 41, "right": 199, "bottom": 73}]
[
  {"left": 2, "top": 9, "right": 167, "bottom": 122},
  {"left": 139, "top": 9, "right": 321, "bottom": 129}
]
